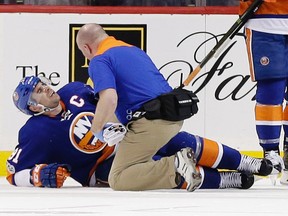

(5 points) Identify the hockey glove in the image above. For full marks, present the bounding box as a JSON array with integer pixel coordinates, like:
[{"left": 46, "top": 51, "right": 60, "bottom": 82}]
[
  {"left": 103, "top": 123, "right": 127, "bottom": 146},
  {"left": 30, "top": 163, "right": 71, "bottom": 188}
]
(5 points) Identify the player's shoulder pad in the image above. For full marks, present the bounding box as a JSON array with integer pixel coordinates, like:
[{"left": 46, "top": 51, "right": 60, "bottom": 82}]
[{"left": 58, "top": 82, "right": 92, "bottom": 96}]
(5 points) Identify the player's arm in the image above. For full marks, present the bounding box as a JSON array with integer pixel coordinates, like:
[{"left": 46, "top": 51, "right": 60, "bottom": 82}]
[
  {"left": 6, "top": 147, "right": 33, "bottom": 187},
  {"left": 7, "top": 163, "right": 71, "bottom": 188},
  {"left": 92, "top": 88, "right": 118, "bottom": 136},
  {"left": 6, "top": 169, "right": 33, "bottom": 187}
]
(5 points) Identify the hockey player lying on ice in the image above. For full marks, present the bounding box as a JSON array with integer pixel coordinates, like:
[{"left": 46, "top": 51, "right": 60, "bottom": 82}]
[{"left": 6, "top": 76, "right": 274, "bottom": 191}]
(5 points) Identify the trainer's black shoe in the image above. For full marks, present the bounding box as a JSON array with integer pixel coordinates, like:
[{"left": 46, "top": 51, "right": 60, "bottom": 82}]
[{"left": 175, "top": 147, "right": 202, "bottom": 192}]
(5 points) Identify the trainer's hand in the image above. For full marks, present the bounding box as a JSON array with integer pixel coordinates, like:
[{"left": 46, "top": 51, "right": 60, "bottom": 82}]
[
  {"left": 103, "top": 123, "right": 127, "bottom": 146},
  {"left": 30, "top": 163, "right": 71, "bottom": 188},
  {"left": 93, "top": 123, "right": 113, "bottom": 142}
]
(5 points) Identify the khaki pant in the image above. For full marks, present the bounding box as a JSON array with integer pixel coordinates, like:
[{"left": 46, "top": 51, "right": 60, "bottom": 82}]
[{"left": 108, "top": 118, "right": 183, "bottom": 191}]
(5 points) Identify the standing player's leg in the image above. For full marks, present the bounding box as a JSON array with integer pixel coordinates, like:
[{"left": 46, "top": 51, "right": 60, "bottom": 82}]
[
  {"left": 245, "top": 29, "right": 287, "bottom": 184},
  {"left": 255, "top": 79, "right": 285, "bottom": 184},
  {"left": 281, "top": 94, "right": 288, "bottom": 185}
]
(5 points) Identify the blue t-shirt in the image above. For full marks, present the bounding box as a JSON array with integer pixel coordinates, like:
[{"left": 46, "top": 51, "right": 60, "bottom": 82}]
[{"left": 89, "top": 37, "right": 172, "bottom": 124}]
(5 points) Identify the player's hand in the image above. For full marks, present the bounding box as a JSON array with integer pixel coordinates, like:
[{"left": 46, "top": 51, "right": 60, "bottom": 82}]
[
  {"left": 103, "top": 123, "right": 127, "bottom": 146},
  {"left": 30, "top": 163, "right": 71, "bottom": 188}
]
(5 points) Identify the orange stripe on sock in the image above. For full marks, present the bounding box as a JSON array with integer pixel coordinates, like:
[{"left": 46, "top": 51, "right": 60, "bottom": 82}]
[
  {"left": 283, "top": 106, "right": 288, "bottom": 122},
  {"left": 198, "top": 139, "right": 219, "bottom": 167},
  {"left": 255, "top": 104, "right": 282, "bottom": 121}
]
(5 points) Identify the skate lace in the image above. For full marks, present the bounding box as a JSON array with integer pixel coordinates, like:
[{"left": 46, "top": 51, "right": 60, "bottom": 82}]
[
  {"left": 237, "top": 155, "right": 261, "bottom": 173},
  {"left": 219, "top": 172, "right": 241, "bottom": 188}
]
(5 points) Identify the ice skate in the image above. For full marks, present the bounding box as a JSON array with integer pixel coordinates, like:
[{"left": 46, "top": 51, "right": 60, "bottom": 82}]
[
  {"left": 280, "top": 169, "right": 288, "bottom": 185},
  {"left": 237, "top": 155, "right": 273, "bottom": 176},
  {"left": 280, "top": 145, "right": 288, "bottom": 185},
  {"left": 219, "top": 171, "right": 254, "bottom": 189},
  {"left": 265, "top": 150, "right": 284, "bottom": 185}
]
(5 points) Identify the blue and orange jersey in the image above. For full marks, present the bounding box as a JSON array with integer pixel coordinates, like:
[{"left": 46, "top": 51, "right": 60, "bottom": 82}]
[
  {"left": 6, "top": 82, "right": 116, "bottom": 187},
  {"left": 239, "top": 0, "right": 288, "bottom": 34},
  {"left": 88, "top": 36, "right": 172, "bottom": 125}
]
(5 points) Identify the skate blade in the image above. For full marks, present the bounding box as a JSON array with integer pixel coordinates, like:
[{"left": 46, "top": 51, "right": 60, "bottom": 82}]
[
  {"left": 269, "top": 174, "right": 278, "bottom": 186},
  {"left": 280, "top": 171, "right": 288, "bottom": 185}
]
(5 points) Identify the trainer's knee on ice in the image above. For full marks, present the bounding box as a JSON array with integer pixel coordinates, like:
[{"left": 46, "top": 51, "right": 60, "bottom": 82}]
[{"left": 108, "top": 173, "right": 122, "bottom": 191}]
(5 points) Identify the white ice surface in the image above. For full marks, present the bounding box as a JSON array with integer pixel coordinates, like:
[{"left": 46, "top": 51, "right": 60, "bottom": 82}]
[{"left": 0, "top": 176, "right": 287, "bottom": 216}]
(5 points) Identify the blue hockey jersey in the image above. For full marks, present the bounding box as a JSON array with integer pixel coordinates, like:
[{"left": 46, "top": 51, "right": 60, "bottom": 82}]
[{"left": 6, "top": 82, "right": 116, "bottom": 187}]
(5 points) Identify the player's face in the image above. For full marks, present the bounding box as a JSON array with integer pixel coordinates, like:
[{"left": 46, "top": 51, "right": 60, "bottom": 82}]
[{"left": 30, "top": 82, "right": 60, "bottom": 108}]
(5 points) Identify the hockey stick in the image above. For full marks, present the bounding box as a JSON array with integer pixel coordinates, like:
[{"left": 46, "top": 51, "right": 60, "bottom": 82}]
[{"left": 181, "top": 0, "right": 264, "bottom": 88}]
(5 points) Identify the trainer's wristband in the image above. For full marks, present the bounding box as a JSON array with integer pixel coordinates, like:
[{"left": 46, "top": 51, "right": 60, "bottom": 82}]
[{"left": 93, "top": 131, "right": 104, "bottom": 142}]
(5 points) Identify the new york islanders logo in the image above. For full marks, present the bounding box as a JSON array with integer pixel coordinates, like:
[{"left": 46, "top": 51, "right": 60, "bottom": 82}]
[{"left": 69, "top": 112, "right": 107, "bottom": 154}]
